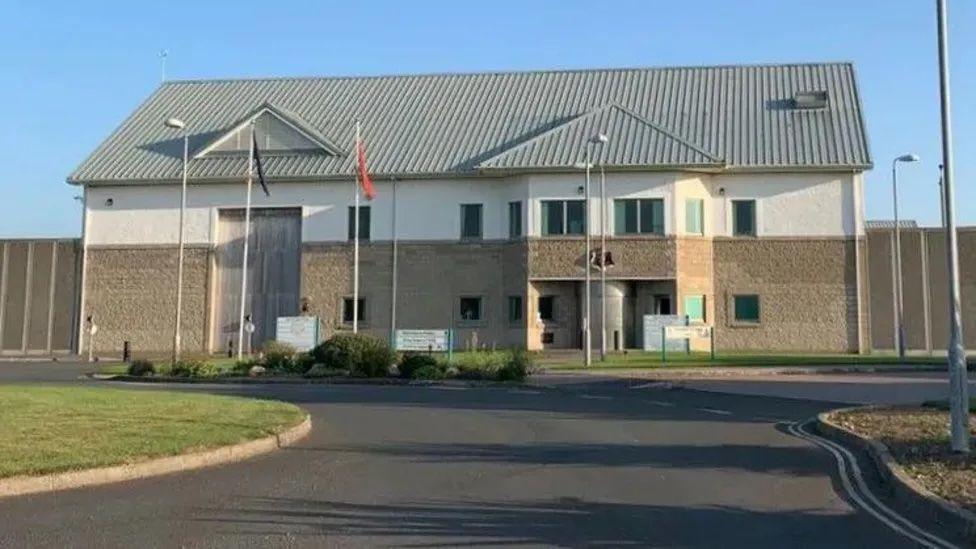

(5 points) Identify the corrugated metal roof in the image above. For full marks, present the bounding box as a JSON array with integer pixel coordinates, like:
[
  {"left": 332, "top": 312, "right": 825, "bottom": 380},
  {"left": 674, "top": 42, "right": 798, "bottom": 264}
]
[
  {"left": 865, "top": 220, "right": 919, "bottom": 229},
  {"left": 68, "top": 62, "right": 872, "bottom": 184}
]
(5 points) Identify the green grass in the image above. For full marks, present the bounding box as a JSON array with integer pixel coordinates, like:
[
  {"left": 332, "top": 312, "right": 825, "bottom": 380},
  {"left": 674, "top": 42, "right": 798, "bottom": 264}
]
[
  {"left": 96, "top": 357, "right": 242, "bottom": 376},
  {"left": 0, "top": 385, "right": 305, "bottom": 478},
  {"left": 541, "top": 351, "right": 967, "bottom": 370}
]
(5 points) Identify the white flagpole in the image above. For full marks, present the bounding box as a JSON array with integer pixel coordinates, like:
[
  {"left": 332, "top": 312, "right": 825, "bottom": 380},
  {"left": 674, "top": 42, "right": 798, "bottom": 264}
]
[
  {"left": 237, "top": 121, "right": 255, "bottom": 358},
  {"left": 352, "top": 120, "right": 361, "bottom": 334}
]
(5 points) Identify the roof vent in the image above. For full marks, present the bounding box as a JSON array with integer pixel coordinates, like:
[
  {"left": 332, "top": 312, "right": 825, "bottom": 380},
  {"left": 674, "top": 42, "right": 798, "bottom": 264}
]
[{"left": 793, "top": 90, "right": 828, "bottom": 109}]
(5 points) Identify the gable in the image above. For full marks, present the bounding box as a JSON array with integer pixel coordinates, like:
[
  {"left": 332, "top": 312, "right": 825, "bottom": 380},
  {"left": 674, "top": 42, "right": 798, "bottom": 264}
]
[{"left": 195, "top": 105, "right": 344, "bottom": 158}]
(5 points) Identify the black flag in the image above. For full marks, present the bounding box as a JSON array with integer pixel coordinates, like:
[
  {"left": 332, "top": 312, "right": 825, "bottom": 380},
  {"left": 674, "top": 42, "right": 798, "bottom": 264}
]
[{"left": 252, "top": 133, "right": 270, "bottom": 197}]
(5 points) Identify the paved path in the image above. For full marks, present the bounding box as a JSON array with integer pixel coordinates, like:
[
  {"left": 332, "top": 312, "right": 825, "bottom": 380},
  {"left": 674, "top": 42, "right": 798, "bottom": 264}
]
[{"left": 0, "top": 367, "right": 945, "bottom": 548}]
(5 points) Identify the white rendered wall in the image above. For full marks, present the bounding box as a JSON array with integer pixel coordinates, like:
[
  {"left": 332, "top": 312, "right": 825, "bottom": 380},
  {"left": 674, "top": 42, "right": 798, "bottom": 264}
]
[{"left": 84, "top": 171, "right": 858, "bottom": 246}]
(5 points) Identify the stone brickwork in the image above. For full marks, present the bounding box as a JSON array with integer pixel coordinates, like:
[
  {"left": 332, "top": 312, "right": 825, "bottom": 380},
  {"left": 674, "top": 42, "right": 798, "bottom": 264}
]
[
  {"left": 302, "top": 241, "right": 528, "bottom": 349},
  {"left": 674, "top": 236, "right": 715, "bottom": 351},
  {"left": 83, "top": 247, "right": 210, "bottom": 355},
  {"left": 528, "top": 237, "right": 675, "bottom": 279},
  {"left": 712, "top": 238, "right": 859, "bottom": 352}
]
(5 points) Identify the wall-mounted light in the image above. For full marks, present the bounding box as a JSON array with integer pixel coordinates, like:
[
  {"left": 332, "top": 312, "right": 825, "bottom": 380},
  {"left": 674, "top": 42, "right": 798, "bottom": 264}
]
[
  {"left": 576, "top": 185, "right": 585, "bottom": 195},
  {"left": 718, "top": 187, "right": 726, "bottom": 196},
  {"left": 104, "top": 198, "right": 114, "bottom": 207}
]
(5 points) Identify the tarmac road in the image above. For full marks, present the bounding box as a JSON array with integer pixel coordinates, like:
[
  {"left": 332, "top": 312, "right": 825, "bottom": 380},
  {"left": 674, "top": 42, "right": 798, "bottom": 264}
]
[{"left": 0, "top": 368, "right": 948, "bottom": 548}]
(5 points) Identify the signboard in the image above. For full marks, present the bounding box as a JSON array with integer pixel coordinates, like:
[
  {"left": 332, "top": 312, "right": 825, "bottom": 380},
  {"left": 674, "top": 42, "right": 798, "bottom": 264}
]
[
  {"left": 642, "top": 315, "right": 687, "bottom": 352},
  {"left": 395, "top": 329, "right": 450, "bottom": 351},
  {"left": 276, "top": 316, "right": 320, "bottom": 351},
  {"left": 665, "top": 325, "right": 713, "bottom": 340}
]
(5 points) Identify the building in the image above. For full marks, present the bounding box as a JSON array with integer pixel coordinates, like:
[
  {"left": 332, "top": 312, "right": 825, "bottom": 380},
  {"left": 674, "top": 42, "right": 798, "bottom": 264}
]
[{"left": 68, "top": 62, "right": 875, "bottom": 355}]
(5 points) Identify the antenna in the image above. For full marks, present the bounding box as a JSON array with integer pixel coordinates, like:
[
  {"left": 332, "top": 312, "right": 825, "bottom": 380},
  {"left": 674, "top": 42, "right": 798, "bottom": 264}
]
[{"left": 159, "top": 49, "right": 169, "bottom": 83}]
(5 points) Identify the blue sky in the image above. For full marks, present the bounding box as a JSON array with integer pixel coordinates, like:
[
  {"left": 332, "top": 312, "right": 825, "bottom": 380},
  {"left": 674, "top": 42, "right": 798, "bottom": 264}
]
[{"left": 0, "top": 0, "right": 972, "bottom": 237}]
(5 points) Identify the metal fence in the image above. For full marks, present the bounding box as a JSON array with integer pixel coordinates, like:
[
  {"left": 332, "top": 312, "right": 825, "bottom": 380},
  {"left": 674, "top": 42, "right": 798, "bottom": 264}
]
[{"left": 0, "top": 239, "right": 80, "bottom": 355}]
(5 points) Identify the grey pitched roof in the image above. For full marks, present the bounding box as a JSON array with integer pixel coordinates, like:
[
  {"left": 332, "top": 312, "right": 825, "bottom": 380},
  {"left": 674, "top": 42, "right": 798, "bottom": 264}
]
[{"left": 68, "top": 62, "right": 872, "bottom": 184}]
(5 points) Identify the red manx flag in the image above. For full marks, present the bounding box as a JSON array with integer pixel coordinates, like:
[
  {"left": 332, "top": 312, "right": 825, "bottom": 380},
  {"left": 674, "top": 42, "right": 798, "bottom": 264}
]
[{"left": 357, "top": 139, "right": 376, "bottom": 200}]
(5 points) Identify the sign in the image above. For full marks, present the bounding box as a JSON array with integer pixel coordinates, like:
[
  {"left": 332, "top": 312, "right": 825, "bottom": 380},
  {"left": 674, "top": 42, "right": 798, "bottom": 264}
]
[
  {"left": 642, "top": 315, "right": 687, "bottom": 352},
  {"left": 276, "top": 316, "right": 320, "bottom": 351},
  {"left": 665, "top": 325, "right": 713, "bottom": 340},
  {"left": 395, "top": 329, "right": 450, "bottom": 351}
]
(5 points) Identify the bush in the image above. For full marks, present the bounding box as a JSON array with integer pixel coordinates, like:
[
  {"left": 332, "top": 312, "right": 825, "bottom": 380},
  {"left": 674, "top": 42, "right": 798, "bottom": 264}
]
[
  {"left": 398, "top": 353, "right": 439, "bottom": 379},
  {"left": 311, "top": 333, "right": 394, "bottom": 378},
  {"left": 304, "top": 364, "right": 349, "bottom": 378},
  {"left": 412, "top": 364, "right": 447, "bottom": 380},
  {"left": 193, "top": 361, "right": 222, "bottom": 378},
  {"left": 127, "top": 359, "right": 155, "bottom": 377},
  {"left": 232, "top": 358, "right": 259, "bottom": 375},
  {"left": 169, "top": 359, "right": 220, "bottom": 378},
  {"left": 497, "top": 349, "right": 533, "bottom": 382},
  {"left": 262, "top": 341, "right": 298, "bottom": 372},
  {"left": 452, "top": 351, "right": 509, "bottom": 380}
]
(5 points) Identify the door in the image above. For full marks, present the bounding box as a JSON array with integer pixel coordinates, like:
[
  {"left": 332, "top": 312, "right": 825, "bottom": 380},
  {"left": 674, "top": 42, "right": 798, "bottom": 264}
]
[{"left": 212, "top": 208, "right": 302, "bottom": 353}]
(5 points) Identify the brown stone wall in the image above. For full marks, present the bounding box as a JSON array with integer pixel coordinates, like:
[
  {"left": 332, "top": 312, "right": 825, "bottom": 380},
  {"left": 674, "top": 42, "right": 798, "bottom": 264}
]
[
  {"left": 302, "top": 241, "right": 527, "bottom": 349},
  {"left": 675, "top": 236, "right": 715, "bottom": 351},
  {"left": 527, "top": 281, "right": 579, "bottom": 350},
  {"left": 712, "top": 238, "right": 859, "bottom": 352},
  {"left": 528, "top": 237, "right": 675, "bottom": 279},
  {"left": 84, "top": 246, "right": 210, "bottom": 355}
]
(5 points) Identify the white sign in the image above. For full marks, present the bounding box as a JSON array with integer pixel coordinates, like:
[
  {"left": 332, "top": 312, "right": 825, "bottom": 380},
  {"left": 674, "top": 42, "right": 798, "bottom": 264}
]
[
  {"left": 276, "top": 316, "right": 320, "bottom": 351},
  {"left": 396, "top": 329, "right": 449, "bottom": 351},
  {"left": 665, "top": 325, "right": 713, "bottom": 340}
]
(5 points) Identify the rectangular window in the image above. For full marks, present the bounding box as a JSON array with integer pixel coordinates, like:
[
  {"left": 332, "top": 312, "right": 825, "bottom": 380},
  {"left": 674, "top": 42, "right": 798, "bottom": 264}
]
[
  {"left": 459, "top": 297, "right": 482, "bottom": 321},
  {"left": 541, "top": 200, "right": 585, "bottom": 236},
  {"left": 684, "top": 295, "right": 705, "bottom": 323},
  {"left": 508, "top": 201, "right": 522, "bottom": 238},
  {"left": 507, "top": 295, "right": 523, "bottom": 324},
  {"left": 460, "top": 204, "right": 483, "bottom": 239},
  {"left": 733, "top": 295, "right": 760, "bottom": 323},
  {"left": 615, "top": 198, "right": 664, "bottom": 235},
  {"left": 342, "top": 297, "right": 365, "bottom": 323},
  {"left": 347, "top": 206, "right": 371, "bottom": 241},
  {"left": 538, "top": 296, "right": 555, "bottom": 321},
  {"left": 685, "top": 199, "right": 704, "bottom": 235},
  {"left": 732, "top": 200, "right": 756, "bottom": 236}
]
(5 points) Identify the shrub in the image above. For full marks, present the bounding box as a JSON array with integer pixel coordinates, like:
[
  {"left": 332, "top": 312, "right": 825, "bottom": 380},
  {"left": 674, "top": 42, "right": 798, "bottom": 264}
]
[
  {"left": 452, "top": 351, "right": 508, "bottom": 380},
  {"left": 127, "top": 359, "right": 155, "bottom": 377},
  {"left": 170, "top": 359, "right": 206, "bottom": 377},
  {"left": 304, "top": 364, "right": 348, "bottom": 378},
  {"left": 398, "top": 353, "right": 439, "bottom": 379},
  {"left": 312, "top": 333, "right": 394, "bottom": 378},
  {"left": 293, "top": 352, "right": 316, "bottom": 374},
  {"left": 232, "top": 358, "right": 259, "bottom": 375},
  {"left": 412, "top": 364, "right": 447, "bottom": 380},
  {"left": 193, "top": 361, "right": 221, "bottom": 378},
  {"left": 262, "top": 341, "right": 298, "bottom": 372},
  {"left": 497, "top": 349, "right": 534, "bottom": 382}
]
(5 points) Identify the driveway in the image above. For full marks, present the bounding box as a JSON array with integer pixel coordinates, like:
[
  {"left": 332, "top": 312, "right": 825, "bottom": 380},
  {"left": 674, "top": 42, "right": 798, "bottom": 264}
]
[{"left": 0, "top": 369, "right": 941, "bottom": 548}]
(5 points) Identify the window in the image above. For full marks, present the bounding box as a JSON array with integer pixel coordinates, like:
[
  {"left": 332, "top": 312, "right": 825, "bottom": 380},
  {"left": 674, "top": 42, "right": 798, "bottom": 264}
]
[
  {"left": 685, "top": 295, "right": 705, "bottom": 323},
  {"left": 538, "top": 296, "right": 555, "bottom": 321},
  {"left": 615, "top": 198, "right": 664, "bottom": 235},
  {"left": 459, "top": 297, "right": 482, "bottom": 321},
  {"left": 507, "top": 295, "right": 523, "bottom": 323},
  {"left": 732, "top": 200, "right": 756, "bottom": 236},
  {"left": 460, "top": 204, "right": 483, "bottom": 239},
  {"left": 541, "top": 200, "right": 585, "bottom": 236},
  {"left": 347, "top": 206, "right": 371, "bottom": 240},
  {"left": 733, "top": 295, "right": 760, "bottom": 323},
  {"left": 685, "top": 199, "right": 704, "bottom": 235},
  {"left": 342, "top": 297, "right": 365, "bottom": 323},
  {"left": 508, "top": 201, "right": 522, "bottom": 239}
]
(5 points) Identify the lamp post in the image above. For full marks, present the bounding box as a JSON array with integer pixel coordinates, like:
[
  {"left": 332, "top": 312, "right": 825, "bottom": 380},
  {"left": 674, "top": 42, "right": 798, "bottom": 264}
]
[
  {"left": 164, "top": 117, "right": 188, "bottom": 364},
  {"left": 935, "top": 0, "right": 970, "bottom": 454},
  {"left": 592, "top": 134, "right": 609, "bottom": 361},
  {"left": 891, "top": 153, "right": 918, "bottom": 363}
]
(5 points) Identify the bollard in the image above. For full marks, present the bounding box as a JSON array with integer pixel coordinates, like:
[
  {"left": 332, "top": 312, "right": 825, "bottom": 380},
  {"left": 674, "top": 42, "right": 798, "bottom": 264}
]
[{"left": 122, "top": 341, "right": 131, "bottom": 363}]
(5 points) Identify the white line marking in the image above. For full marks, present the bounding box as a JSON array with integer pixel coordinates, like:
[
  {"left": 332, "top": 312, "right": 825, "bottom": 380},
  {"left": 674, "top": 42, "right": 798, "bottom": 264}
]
[
  {"left": 631, "top": 382, "right": 672, "bottom": 390},
  {"left": 508, "top": 389, "right": 541, "bottom": 395},
  {"left": 648, "top": 400, "right": 676, "bottom": 407},
  {"left": 697, "top": 407, "right": 733, "bottom": 416},
  {"left": 788, "top": 421, "right": 957, "bottom": 549},
  {"left": 580, "top": 394, "right": 613, "bottom": 400},
  {"left": 427, "top": 385, "right": 467, "bottom": 391}
]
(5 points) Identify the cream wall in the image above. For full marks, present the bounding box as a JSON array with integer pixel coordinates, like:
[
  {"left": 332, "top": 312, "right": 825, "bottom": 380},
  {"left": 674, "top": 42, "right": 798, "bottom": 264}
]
[{"left": 84, "top": 171, "right": 859, "bottom": 246}]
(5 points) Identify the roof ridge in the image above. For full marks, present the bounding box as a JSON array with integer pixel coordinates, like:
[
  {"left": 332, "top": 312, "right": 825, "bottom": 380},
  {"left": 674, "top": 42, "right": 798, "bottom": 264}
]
[
  {"left": 193, "top": 102, "right": 346, "bottom": 159},
  {"left": 604, "top": 103, "right": 724, "bottom": 163},
  {"left": 161, "top": 60, "right": 857, "bottom": 86}
]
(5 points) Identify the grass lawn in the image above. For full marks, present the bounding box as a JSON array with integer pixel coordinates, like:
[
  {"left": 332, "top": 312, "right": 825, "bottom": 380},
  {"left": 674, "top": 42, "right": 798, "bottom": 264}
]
[
  {"left": 833, "top": 403, "right": 976, "bottom": 513},
  {"left": 96, "top": 357, "right": 241, "bottom": 376},
  {"left": 541, "top": 351, "right": 965, "bottom": 370},
  {"left": 0, "top": 386, "right": 305, "bottom": 479}
]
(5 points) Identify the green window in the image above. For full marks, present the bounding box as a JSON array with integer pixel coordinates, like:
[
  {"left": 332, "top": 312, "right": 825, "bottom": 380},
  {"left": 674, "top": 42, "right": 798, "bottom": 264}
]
[
  {"left": 460, "top": 204, "right": 483, "bottom": 239},
  {"left": 684, "top": 295, "right": 705, "bottom": 323},
  {"left": 733, "top": 295, "right": 760, "bottom": 323},
  {"left": 615, "top": 198, "right": 664, "bottom": 235},
  {"left": 508, "top": 201, "right": 522, "bottom": 238},
  {"left": 541, "top": 200, "right": 585, "bottom": 236},
  {"left": 347, "top": 206, "right": 370, "bottom": 241},
  {"left": 732, "top": 200, "right": 756, "bottom": 236},
  {"left": 685, "top": 199, "right": 704, "bottom": 235},
  {"left": 507, "top": 295, "right": 523, "bottom": 323}
]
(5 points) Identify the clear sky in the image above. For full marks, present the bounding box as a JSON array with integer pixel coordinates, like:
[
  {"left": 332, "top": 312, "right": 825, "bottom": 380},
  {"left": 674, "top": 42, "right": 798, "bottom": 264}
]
[{"left": 0, "top": 0, "right": 972, "bottom": 237}]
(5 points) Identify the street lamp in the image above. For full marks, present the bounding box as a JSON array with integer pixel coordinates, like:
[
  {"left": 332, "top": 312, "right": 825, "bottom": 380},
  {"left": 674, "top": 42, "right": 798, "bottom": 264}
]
[
  {"left": 592, "top": 134, "right": 610, "bottom": 361},
  {"left": 164, "top": 117, "right": 189, "bottom": 364},
  {"left": 573, "top": 134, "right": 609, "bottom": 367},
  {"left": 891, "top": 153, "right": 919, "bottom": 363}
]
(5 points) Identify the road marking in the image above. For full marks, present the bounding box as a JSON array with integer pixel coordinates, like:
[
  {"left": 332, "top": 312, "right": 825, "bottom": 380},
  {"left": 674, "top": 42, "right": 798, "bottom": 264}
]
[
  {"left": 787, "top": 421, "right": 957, "bottom": 549},
  {"left": 631, "top": 382, "right": 673, "bottom": 390},
  {"left": 696, "top": 407, "right": 733, "bottom": 416},
  {"left": 648, "top": 400, "right": 676, "bottom": 407},
  {"left": 580, "top": 394, "right": 613, "bottom": 400},
  {"left": 427, "top": 385, "right": 467, "bottom": 391},
  {"left": 508, "top": 389, "right": 541, "bottom": 395}
]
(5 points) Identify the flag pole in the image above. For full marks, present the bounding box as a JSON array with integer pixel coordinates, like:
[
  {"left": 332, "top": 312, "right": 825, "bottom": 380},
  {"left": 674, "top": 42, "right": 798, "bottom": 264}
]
[
  {"left": 352, "top": 120, "right": 361, "bottom": 334},
  {"left": 237, "top": 121, "right": 255, "bottom": 359},
  {"left": 390, "top": 176, "right": 398, "bottom": 347}
]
